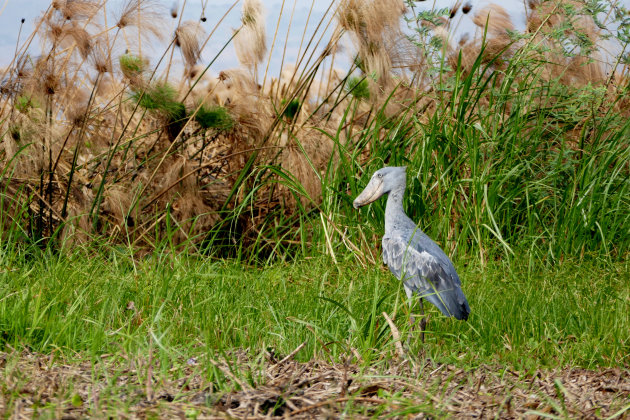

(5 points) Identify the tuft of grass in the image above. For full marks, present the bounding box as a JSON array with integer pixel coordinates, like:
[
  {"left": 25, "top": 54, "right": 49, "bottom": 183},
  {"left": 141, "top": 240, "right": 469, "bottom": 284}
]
[
  {"left": 345, "top": 76, "right": 370, "bottom": 100},
  {"left": 118, "top": 53, "right": 147, "bottom": 79},
  {"left": 281, "top": 98, "right": 302, "bottom": 120},
  {"left": 194, "top": 105, "right": 234, "bottom": 131},
  {"left": 14, "top": 95, "right": 40, "bottom": 113},
  {"left": 130, "top": 82, "right": 183, "bottom": 118},
  {"left": 130, "top": 82, "right": 187, "bottom": 141}
]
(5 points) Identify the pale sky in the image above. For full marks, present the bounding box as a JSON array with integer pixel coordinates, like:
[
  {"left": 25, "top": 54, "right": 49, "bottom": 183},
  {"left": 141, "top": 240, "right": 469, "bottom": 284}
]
[{"left": 0, "top": 0, "right": 628, "bottom": 75}]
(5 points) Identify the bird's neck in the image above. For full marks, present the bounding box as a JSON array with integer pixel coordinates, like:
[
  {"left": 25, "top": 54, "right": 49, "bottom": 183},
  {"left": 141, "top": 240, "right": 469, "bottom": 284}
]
[{"left": 384, "top": 185, "right": 406, "bottom": 235}]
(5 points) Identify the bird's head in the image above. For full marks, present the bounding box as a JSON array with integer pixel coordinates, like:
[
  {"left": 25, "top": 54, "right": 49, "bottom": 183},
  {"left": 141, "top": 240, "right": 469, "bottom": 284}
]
[{"left": 353, "top": 166, "right": 407, "bottom": 209}]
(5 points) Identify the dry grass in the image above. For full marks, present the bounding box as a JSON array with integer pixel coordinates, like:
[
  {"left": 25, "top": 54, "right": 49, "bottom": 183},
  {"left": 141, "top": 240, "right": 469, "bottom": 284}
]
[
  {"left": 0, "top": 0, "right": 627, "bottom": 252},
  {"left": 1, "top": 350, "right": 628, "bottom": 418},
  {"left": 0, "top": 0, "right": 348, "bottom": 248},
  {"left": 233, "top": 0, "right": 267, "bottom": 75},
  {"left": 174, "top": 21, "right": 205, "bottom": 70}
]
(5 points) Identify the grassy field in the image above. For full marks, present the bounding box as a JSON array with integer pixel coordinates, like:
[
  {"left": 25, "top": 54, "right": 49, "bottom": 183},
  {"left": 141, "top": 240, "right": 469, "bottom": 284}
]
[
  {"left": 1, "top": 247, "right": 628, "bottom": 369},
  {"left": 0, "top": 246, "right": 628, "bottom": 417}
]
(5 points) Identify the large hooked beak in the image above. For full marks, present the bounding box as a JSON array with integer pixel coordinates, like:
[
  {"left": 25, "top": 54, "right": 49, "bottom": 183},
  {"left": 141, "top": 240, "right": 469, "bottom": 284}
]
[{"left": 353, "top": 178, "right": 385, "bottom": 209}]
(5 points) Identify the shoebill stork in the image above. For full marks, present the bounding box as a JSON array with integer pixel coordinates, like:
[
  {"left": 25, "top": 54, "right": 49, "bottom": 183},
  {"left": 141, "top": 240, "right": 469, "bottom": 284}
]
[{"left": 353, "top": 166, "right": 470, "bottom": 341}]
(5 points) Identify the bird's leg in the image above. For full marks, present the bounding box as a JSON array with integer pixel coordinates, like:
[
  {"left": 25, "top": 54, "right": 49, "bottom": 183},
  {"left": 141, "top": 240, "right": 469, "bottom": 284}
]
[
  {"left": 405, "top": 287, "right": 415, "bottom": 347},
  {"left": 419, "top": 298, "right": 427, "bottom": 343}
]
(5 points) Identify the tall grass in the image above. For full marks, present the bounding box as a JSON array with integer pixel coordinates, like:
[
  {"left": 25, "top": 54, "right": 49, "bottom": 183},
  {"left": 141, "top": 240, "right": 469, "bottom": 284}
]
[
  {"left": 332, "top": 50, "right": 630, "bottom": 265},
  {"left": 229, "top": 2, "right": 630, "bottom": 264},
  {"left": 0, "top": 0, "right": 627, "bottom": 266}
]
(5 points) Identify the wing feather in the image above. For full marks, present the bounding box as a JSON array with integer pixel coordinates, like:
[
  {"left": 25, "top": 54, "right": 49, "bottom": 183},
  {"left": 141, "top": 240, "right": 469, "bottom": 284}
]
[{"left": 382, "top": 236, "right": 470, "bottom": 320}]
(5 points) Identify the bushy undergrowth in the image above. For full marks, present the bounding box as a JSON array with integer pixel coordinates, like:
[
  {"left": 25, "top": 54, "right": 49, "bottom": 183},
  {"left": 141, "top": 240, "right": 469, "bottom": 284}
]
[{"left": 0, "top": 0, "right": 628, "bottom": 267}]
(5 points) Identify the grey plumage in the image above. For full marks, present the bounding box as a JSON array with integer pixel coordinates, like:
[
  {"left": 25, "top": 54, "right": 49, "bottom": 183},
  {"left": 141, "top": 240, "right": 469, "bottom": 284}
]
[{"left": 353, "top": 166, "right": 470, "bottom": 321}]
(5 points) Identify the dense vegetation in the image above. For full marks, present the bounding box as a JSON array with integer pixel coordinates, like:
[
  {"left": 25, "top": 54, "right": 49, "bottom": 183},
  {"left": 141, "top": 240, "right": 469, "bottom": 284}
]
[{"left": 0, "top": 0, "right": 627, "bottom": 264}]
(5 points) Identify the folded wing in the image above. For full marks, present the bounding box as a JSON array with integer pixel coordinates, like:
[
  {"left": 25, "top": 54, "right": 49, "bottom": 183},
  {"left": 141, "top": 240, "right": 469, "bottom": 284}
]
[{"left": 382, "top": 236, "right": 470, "bottom": 320}]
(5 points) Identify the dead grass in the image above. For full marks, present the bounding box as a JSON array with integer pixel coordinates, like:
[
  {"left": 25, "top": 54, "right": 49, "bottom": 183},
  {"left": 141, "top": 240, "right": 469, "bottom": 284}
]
[{"left": 1, "top": 350, "right": 628, "bottom": 418}]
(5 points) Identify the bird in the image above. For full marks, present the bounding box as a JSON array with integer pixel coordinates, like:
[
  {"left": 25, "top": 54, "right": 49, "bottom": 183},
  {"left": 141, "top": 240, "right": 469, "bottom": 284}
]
[{"left": 353, "top": 166, "right": 470, "bottom": 340}]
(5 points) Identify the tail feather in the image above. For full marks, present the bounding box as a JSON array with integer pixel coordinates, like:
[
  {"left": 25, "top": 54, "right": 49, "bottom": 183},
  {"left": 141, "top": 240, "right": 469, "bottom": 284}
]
[{"left": 423, "top": 288, "right": 470, "bottom": 320}]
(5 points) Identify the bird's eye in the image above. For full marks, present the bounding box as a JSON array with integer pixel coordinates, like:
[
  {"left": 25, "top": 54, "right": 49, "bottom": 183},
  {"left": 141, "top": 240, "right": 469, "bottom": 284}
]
[{"left": 377, "top": 173, "right": 383, "bottom": 178}]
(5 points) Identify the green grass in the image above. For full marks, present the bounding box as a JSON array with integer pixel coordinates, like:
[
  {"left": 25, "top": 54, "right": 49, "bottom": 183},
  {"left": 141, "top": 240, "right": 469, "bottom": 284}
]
[
  {"left": 194, "top": 105, "right": 234, "bottom": 130},
  {"left": 118, "top": 53, "right": 147, "bottom": 79},
  {"left": 0, "top": 245, "right": 627, "bottom": 371}
]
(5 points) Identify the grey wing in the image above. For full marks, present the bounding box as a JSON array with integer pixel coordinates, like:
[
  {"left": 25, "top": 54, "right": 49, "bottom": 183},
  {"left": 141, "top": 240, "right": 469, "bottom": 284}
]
[{"left": 382, "top": 236, "right": 470, "bottom": 320}]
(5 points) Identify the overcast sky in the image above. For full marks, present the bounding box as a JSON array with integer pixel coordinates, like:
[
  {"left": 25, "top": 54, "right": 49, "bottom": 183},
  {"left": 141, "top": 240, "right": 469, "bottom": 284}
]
[{"left": 1, "top": 0, "right": 628, "bottom": 75}]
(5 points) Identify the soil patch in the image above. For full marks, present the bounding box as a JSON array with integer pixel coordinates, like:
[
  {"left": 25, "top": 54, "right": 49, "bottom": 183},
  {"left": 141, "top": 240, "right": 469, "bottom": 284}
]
[{"left": 1, "top": 350, "right": 628, "bottom": 418}]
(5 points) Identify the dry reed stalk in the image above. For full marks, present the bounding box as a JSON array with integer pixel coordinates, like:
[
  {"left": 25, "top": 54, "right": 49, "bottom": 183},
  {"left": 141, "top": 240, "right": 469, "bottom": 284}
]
[
  {"left": 262, "top": 0, "right": 285, "bottom": 89},
  {"left": 164, "top": 0, "right": 186, "bottom": 82},
  {"left": 115, "top": 0, "right": 165, "bottom": 41},
  {"left": 337, "top": 0, "right": 412, "bottom": 96},
  {"left": 382, "top": 312, "right": 404, "bottom": 359},
  {"left": 233, "top": 0, "right": 267, "bottom": 77},
  {"left": 273, "top": 0, "right": 299, "bottom": 99},
  {"left": 174, "top": 21, "right": 205, "bottom": 70},
  {"left": 197, "top": 0, "right": 240, "bottom": 54},
  {"left": 267, "top": 0, "right": 337, "bottom": 112}
]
